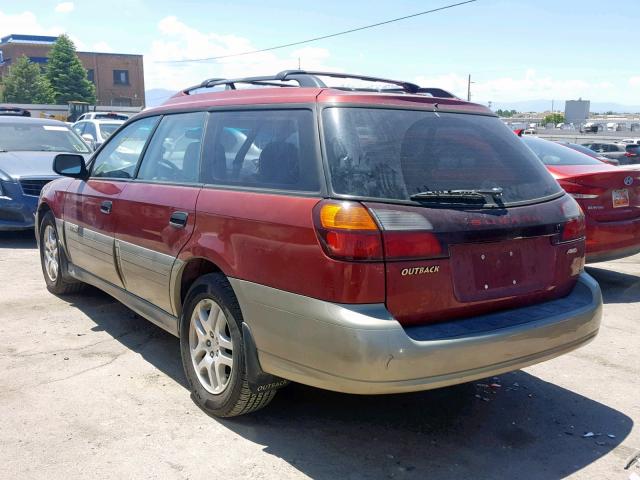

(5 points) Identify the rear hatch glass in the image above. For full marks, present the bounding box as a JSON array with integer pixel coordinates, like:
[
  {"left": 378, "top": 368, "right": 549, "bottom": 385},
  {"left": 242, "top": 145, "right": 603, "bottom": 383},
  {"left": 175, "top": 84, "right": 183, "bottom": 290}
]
[
  {"left": 322, "top": 108, "right": 562, "bottom": 205},
  {"left": 321, "top": 108, "right": 580, "bottom": 326}
]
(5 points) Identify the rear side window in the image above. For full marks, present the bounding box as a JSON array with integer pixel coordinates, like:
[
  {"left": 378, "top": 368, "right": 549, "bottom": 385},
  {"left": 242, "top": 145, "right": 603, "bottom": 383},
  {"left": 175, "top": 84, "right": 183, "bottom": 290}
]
[
  {"left": 523, "top": 137, "right": 603, "bottom": 165},
  {"left": 137, "top": 112, "right": 206, "bottom": 183},
  {"left": 322, "top": 108, "right": 561, "bottom": 204},
  {"left": 202, "top": 109, "right": 320, "bottom": 192}
]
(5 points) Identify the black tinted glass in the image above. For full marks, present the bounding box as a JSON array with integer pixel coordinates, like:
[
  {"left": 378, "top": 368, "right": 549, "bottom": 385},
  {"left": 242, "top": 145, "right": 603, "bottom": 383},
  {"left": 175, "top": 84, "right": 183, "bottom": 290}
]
[
  {"left": 203, "top": 109, "right": 319, "bottom": 192},
  {"left": 322, "top": 108, "right": 561, "bottom": 204},
  {"left": 91, "top": 116, "right": 159, "bottom": 179},
  {"left": 137, "top": 112, "right": 206, "bottom": 183}
]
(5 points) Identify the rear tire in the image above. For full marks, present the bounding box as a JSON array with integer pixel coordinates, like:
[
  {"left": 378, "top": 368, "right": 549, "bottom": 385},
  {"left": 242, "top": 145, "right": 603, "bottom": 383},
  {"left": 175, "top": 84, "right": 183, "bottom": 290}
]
[
  {"left": 39, "top": 211, "right": 84, "bottom": 295},
  {"left": 180, "top": 273, "right": 276, "bottom": 417}
]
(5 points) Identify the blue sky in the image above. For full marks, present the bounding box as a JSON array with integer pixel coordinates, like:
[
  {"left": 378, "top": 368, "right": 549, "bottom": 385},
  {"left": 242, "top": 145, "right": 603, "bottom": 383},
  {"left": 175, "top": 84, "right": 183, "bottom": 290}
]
[{"left": 3, "top": 0, "right": 640, "bottom": 104}]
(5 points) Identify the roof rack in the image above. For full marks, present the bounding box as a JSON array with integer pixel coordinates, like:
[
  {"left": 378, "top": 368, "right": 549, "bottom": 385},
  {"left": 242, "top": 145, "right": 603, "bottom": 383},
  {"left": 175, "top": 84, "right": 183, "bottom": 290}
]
[{"left": 182, "top": 70, "right": 422, "bottom": 95}]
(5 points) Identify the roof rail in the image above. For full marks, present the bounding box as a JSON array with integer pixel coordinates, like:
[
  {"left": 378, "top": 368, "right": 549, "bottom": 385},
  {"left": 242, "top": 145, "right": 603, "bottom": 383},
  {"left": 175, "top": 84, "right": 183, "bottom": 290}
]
[{"left": 182, "top": 70, "right": 422, "bottom": 95}]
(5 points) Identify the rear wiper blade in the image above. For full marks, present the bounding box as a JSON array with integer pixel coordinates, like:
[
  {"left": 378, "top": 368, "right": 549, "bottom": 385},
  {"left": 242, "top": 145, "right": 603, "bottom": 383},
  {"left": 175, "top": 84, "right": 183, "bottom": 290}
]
[
  {"left": 410, "top": 187, "right": 504, "bottom": 206},
  {"left": 411, "top": 187, "right": 503, "bottom": 200}
]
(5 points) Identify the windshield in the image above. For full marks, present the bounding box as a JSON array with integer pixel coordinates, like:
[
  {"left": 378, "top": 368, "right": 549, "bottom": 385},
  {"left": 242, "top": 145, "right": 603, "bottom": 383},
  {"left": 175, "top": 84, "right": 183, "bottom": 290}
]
[
  {"left": 0, "top": 122, "right": 90, "bottom": 153},
  {"left": 99, "top": 123, "right": 121, "bottom": 139},
  {"left": 322, "top": 108, "right": 561, "bottom": 205},
  {"left": 523, "top": 137, "right": 603, "bottom": 165}
]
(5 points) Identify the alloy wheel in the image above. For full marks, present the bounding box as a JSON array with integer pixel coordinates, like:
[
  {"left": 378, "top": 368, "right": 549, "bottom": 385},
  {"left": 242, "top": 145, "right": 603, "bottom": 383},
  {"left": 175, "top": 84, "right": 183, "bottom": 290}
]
[
  {"left": 43, "top": 225, "right": 60, "bottom": 283},
  {"left": 189, "top": 298, "right": 234, "bottom": 394}
]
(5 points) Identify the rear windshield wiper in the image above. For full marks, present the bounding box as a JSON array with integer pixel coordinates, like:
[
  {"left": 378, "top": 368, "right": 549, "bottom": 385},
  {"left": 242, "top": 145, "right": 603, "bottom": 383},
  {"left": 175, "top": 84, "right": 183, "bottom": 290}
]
[{"left": 410, "top": 188, "right": 504, "bottom": 206}]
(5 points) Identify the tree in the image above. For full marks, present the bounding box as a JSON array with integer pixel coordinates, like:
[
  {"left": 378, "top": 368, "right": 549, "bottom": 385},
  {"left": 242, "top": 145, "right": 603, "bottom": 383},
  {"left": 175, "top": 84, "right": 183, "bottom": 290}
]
[
  {"left": 1, "top": 55, "right": 55, "bottom": 104},
  {"left": 543, "top": 113, "right": 565, "bottom": 125},
  {"left": 46, "top": 34, "right": 95, "bottom": 104}
]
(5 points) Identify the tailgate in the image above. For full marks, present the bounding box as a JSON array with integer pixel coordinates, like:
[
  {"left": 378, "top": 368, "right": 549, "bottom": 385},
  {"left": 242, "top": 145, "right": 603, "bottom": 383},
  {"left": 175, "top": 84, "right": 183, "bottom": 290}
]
[{"left": 366, "top": 196, "right": 586, "bottom": 326}]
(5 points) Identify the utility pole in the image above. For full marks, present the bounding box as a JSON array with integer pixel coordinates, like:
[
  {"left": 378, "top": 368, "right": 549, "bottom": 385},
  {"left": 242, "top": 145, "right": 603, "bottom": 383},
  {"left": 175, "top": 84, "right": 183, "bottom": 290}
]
[
  {"left": 467, "top": 74, "right": 471, "bottom": 101},
  {"left": 298, "top": 57, "right": 301, "bottom": 69}
]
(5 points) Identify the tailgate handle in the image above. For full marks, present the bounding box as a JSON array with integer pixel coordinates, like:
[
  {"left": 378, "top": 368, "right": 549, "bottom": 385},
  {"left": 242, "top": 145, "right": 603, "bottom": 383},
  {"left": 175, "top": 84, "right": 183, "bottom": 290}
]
[
  {"left": 100, "top": 200, "right": 112, "bottom": 214},
  {"left": 169, "top": 211, "right": 188, "bottom": 229}
]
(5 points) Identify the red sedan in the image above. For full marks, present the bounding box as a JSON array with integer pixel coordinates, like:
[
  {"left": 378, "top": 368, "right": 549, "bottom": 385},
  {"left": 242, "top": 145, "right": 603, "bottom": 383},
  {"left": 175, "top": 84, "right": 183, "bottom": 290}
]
[{"left": 523, "top": 136, "right": 640, "bottom": 262}]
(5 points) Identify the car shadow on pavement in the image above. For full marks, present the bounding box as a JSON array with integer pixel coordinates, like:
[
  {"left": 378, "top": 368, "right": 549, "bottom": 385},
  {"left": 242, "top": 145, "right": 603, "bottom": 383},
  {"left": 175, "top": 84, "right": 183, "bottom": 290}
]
[
  {"left": 223, "top": 375, "right": 632, "bottom": 480},
  {"left": 0, "top": 230, "right": 37, "bottom": 249},
  {"left": 64, "top": 286, "right": 188, "bottom": 389},
  {"left": 586, "top": 266, "right": 640, "bottom": 304},
  {"left": 62, "top": 287, "right": 633, "bottom": 480}
]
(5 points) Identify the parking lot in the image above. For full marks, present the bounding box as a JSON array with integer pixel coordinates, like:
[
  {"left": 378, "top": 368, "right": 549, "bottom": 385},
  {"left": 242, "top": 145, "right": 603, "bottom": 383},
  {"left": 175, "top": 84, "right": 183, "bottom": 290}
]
[{"left": 0, "top": 230, "right": 638, "bottom": 480}]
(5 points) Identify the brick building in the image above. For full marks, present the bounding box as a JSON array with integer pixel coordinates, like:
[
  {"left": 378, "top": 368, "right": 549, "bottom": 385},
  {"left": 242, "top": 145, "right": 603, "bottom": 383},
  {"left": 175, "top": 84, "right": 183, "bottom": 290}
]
[{"left": 0, "top": 34, "right": 145, "bottom": 107}]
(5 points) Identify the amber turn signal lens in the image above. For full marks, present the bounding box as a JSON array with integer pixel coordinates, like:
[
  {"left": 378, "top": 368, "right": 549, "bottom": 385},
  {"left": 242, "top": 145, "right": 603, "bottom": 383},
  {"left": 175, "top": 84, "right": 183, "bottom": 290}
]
[{"left": 319, "top": 203, "right": 378, "bottom": 231}]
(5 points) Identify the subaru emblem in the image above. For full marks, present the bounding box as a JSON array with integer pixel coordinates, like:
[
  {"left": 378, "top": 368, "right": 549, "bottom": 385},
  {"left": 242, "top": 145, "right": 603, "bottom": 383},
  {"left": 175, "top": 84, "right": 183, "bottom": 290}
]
[{"left": 624, "top": 176, "right": 633, "bottom": 186}]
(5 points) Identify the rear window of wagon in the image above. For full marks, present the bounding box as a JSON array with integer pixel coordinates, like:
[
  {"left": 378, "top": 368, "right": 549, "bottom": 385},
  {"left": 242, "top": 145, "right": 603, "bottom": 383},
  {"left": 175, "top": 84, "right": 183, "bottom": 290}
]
[{"left": 321, "top": 108, "right": 562, "bottom": 205}]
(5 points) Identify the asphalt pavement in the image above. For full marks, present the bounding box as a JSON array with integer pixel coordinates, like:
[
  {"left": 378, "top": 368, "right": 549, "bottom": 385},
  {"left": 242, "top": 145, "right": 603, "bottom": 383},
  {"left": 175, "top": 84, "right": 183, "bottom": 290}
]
[{"left": 0, "top": 230, "right": 638, "bottom": 480}]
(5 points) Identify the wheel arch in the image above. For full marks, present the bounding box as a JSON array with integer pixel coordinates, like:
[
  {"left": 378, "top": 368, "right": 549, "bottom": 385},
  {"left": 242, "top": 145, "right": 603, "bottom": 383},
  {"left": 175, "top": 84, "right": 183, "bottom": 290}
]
[
  {"left": 172, "top": 257, "right": 226, "bottom": 318},
  {"left": 35, "top": 201, "right": 52, "bottom": 242}
]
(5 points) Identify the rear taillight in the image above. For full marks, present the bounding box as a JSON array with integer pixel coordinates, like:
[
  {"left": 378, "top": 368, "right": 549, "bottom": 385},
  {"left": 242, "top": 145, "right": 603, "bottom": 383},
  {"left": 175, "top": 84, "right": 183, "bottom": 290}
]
[
  {"left": 560, "top": 216, "right": 586, "bottom": 242},
  {"left": 313, "top": 201, "right": 383, "bottom": 261},
  {"left": 554, "top": 196, "right": 586, "bottom": 243},
  {"left": 625, "top": 152, "right": 639, "bottom": 158},
  {"left": 560, "top": 180, "right": 604, "bottom": 199}
]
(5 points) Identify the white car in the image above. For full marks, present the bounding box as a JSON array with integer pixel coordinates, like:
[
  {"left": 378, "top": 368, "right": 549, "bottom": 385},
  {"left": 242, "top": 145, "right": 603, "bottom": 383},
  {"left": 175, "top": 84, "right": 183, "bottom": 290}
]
[
  {"left": 72, "top": 119, "right": 125, "bottom": 150},
  {"left": 621, "top": 138, "right": 640, "bottom": 145},
  {"left": 76, "top": 112, "right": 129, "bottom": 122}
]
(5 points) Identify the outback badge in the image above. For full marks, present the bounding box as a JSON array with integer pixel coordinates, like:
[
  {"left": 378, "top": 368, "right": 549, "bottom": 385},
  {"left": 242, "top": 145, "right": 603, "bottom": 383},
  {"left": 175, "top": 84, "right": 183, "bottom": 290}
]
[{"left": 401, "top": 266, "right": 440, "bottom": 276}]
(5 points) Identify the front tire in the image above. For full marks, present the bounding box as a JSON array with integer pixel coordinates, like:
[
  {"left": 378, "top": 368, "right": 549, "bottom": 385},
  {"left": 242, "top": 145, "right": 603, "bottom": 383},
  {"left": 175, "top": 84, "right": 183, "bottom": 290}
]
[
  {"left": 180, "top": 273, "right": 276, "bottom": 417},
  {"left": 39, "top": 211, "right": 84, "bottom": 295}
]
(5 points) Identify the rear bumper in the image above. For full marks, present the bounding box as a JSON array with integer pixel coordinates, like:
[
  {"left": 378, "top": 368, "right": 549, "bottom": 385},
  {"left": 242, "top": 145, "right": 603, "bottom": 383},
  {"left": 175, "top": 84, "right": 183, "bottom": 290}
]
[
  {"left": 586, "top": 216, "right": 640, "bottom": 263},
  {"left": 230, "top": 273, "right": 602, "bottom": 394}
]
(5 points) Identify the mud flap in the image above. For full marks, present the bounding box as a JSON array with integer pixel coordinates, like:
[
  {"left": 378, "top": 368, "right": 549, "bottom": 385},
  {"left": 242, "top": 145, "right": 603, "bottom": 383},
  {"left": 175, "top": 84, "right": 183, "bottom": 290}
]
[{"left": 242, "top": 322, "right": 289, "bottom": 394}]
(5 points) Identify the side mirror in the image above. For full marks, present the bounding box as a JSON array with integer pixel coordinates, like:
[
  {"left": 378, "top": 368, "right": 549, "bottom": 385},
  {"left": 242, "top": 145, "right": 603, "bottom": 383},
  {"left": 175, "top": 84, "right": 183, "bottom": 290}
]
[{"left": 53, "top": 154, "right": 88, "bottom": 179}]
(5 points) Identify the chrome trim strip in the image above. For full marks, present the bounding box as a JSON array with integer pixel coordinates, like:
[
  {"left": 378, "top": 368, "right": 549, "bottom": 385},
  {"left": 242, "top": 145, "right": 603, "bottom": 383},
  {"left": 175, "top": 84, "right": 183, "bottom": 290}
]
[{"left": 115, "top": 238, "right": 177, "bottom": 314}]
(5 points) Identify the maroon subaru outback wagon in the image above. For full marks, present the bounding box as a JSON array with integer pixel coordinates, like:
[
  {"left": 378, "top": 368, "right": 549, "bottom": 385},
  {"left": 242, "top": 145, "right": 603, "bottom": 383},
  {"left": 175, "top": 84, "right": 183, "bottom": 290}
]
[{"left": 36, "top": 71, "right": 602, "bottom": 417}]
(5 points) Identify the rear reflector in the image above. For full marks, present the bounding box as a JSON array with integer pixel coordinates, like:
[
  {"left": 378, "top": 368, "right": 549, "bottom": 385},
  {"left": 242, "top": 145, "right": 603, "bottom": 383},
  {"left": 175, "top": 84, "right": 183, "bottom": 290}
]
[{"left": 383, "top": 231, "right": 445, "bottom": 260}]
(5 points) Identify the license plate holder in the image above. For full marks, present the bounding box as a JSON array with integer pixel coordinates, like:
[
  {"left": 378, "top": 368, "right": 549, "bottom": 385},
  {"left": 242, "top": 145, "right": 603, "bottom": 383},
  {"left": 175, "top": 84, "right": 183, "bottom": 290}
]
[
  {"left": 450, "top": 238, "right": 553, "bottom": 302},
  {"left": 612, "top": 189, "right": 629, "bottom": 208}
]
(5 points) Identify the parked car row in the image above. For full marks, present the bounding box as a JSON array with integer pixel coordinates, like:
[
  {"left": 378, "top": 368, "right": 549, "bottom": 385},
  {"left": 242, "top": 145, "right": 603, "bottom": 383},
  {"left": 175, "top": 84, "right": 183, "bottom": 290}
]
[{"left": 581, "top": 142, "right": 640, "bottom": 165}]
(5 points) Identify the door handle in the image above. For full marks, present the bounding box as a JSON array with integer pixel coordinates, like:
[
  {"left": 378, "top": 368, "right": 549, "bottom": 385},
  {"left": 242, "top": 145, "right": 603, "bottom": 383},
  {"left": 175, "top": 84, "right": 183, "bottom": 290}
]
[
  {"left": 169, "top": 211, "right": 188, "bottom": 229},
  {"left": 100, "top": 200, "right": 112, "bottom": 214}
]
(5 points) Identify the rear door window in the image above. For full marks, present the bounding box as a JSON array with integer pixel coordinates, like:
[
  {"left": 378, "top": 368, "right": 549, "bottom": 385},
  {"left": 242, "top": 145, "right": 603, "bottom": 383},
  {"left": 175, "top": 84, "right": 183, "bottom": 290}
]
[
  {"left": 202, "top": 109, "right": 320, "bottom": 192},
  {"left": 322, "top": 108, "right": 561, "bottom": 205}
]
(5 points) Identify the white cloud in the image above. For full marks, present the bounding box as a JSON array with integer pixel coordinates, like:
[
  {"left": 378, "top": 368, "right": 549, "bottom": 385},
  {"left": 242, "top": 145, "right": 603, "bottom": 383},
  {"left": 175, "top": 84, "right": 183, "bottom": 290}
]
[
  {"left": 144, "top": 16, "right": 339, "bottom": 91},
  {"left": 629, "top": 76, "right": 640, "bottom": 88},
  {"left": 55, "top": 2, "right": 74, "bottom": 13},
  {"left": 415, "top": 70, "right": 615, "bottom": 103},
  {"left": 92, "top": 41, "right": 114, "bottom": 53},
  {"left": 0, "top": 10, "right": 63, "bottom": 36}
]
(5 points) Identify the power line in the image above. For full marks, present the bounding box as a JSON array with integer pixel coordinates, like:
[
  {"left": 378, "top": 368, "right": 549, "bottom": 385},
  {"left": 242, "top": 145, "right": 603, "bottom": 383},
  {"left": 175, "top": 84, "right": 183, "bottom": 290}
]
[{"left": 158, "top": 0, "right": 478, "bottom": 64}]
